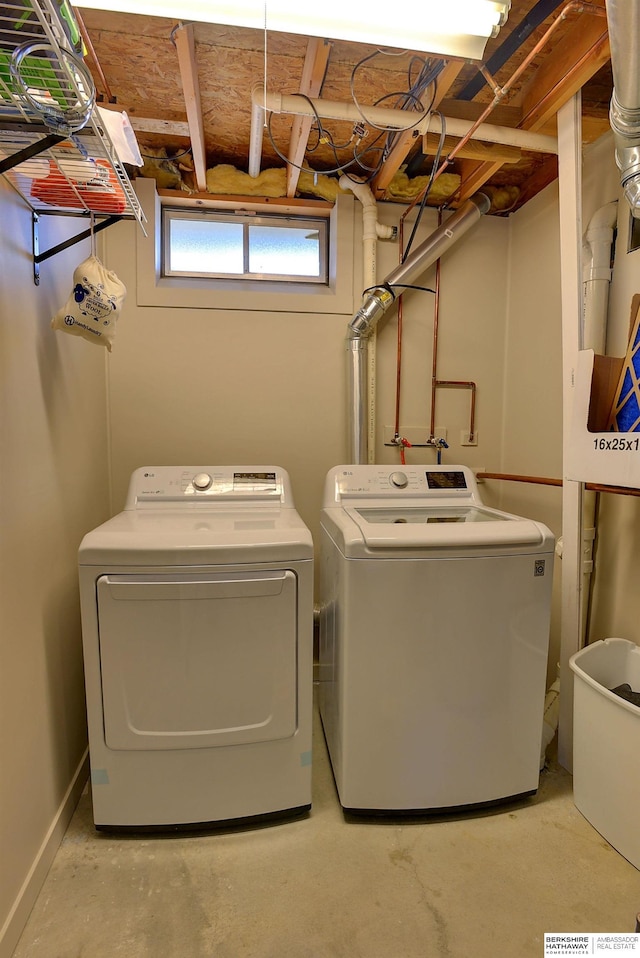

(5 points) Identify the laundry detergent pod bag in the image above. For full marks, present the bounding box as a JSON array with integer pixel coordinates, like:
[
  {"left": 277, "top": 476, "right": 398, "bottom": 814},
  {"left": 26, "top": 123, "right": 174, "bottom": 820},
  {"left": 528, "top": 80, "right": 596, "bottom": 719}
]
[{"left": 51, "top": 255, "right": 126, "bottom": 351}]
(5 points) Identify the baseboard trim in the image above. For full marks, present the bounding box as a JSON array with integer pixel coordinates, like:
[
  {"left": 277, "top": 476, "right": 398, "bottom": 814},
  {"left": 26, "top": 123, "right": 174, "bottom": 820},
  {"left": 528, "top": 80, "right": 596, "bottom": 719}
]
[{"left": 0, "top": 748, "right": 89, "bottom": 958}]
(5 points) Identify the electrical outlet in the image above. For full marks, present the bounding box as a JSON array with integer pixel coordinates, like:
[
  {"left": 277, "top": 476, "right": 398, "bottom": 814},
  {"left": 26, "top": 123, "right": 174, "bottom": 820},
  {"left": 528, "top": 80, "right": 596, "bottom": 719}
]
[{"left": 461, "top": 430, "right": 478, "bottom": 446}]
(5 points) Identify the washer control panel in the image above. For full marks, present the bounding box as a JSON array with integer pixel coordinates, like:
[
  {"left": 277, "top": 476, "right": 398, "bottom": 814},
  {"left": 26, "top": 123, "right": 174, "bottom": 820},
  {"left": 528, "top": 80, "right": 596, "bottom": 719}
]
[
  {"left": 325, "top": 464, "right": 480, "bottom": 505},
  {"left": 125, "top": 467, "right": 292, "bottom": 507}
]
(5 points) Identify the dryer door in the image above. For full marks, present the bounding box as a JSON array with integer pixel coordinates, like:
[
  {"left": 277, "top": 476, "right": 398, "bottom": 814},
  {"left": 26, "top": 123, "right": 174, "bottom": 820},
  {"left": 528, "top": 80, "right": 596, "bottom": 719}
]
[{"left": 96, "top": 570, "right": 298, "bottom": 750}]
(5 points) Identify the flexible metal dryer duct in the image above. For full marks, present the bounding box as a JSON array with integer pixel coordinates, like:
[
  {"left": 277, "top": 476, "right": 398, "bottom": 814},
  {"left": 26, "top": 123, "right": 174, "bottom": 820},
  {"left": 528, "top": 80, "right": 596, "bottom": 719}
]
[
  {"left": 347, "top": 192, "right": 491, "bottom": 463},
  {"left": 605, "top": 0, "right": 640, "bottom": 215}
]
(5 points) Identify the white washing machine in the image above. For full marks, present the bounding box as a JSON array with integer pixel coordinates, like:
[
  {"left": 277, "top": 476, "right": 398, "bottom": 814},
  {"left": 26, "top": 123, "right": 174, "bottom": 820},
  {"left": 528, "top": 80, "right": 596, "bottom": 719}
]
[
  {"left": 78, "top": 466, "right": 313, "bottom": 830},
  {"left": 319, "top": 464, "right": 555, "bottom": 814}
]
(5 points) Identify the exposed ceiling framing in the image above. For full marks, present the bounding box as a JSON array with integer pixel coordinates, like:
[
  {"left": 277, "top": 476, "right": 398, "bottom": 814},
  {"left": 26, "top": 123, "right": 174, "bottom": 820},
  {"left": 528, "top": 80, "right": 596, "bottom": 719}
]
[{"left": 78, "top": 0, "right": 613, "bottom": 214}]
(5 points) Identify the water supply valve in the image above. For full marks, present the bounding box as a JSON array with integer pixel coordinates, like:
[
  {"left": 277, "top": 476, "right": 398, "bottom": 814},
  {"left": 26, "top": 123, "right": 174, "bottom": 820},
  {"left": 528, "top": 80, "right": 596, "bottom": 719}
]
[
  {"left": 390, "top": 434, "right": 412, "bottom": 465},
  {"left": 426, "top": 436, "right": 449, "bottom": 464}
]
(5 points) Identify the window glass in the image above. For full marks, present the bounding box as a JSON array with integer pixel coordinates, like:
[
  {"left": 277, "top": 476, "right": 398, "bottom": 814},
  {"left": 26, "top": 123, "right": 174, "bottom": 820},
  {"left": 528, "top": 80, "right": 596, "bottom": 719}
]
[
  {"left": 162, "top": 209, "right": 328, "bottom": 284},
  {"left": 167, "top": 218, "right": 243, "bottom": 274},
  {"left": 248, "top": 224, "right": 321, "bottom": 277}
]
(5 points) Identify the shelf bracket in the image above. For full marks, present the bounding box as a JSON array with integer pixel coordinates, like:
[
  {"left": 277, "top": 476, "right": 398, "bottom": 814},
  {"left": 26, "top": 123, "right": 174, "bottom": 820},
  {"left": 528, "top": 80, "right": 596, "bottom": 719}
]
[
  {"left": 32, "top": 213, "right": 124, "bottom": 285},
  {"left": 32, "top": 212, "right": 40, "bottom": 286}
]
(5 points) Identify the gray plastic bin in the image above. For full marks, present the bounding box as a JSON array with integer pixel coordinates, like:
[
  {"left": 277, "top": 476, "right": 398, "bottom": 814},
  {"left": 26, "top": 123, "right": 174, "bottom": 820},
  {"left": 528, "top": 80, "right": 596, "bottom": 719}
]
[{"left": 570, "top": 637, "right": 640, "bottom": 870}]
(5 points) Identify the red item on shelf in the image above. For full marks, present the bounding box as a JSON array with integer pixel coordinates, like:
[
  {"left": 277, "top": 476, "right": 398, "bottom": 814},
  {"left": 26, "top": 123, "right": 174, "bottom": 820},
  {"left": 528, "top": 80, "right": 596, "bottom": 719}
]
[{"left": 31, "top": 158, "right": 127, "bottom": 213}]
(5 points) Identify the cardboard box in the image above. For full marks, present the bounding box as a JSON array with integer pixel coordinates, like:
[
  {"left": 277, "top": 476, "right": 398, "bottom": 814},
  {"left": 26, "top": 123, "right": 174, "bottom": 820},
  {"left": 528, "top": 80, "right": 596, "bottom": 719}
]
[{"left": 566, "top": 297, "right": 640, "bottom": 489}]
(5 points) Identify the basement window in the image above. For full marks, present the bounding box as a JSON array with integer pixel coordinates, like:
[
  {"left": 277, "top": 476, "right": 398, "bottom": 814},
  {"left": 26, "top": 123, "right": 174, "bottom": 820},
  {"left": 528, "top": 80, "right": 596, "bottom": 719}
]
[{"left": 162, "top": 208, "right": 328, "bottom": 284}]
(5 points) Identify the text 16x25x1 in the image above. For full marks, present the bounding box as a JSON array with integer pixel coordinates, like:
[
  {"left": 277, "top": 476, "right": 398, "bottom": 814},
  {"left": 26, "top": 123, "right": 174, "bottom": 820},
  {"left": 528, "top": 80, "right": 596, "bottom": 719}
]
[{"left": 593, "top": 437, "right": 640, "bottom": 451}]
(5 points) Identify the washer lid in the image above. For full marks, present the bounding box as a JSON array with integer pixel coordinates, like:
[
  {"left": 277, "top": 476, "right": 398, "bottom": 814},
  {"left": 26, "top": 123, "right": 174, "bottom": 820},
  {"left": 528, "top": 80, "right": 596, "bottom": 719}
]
[
  {"left": 323, "top": 504, "right": 553, "bottom": 556},
  {"left": 353, "top": 505, "right": 500, "bottom": 525},
  {"left": 79, "top": 507, "right": 313, "bottom": 565}
]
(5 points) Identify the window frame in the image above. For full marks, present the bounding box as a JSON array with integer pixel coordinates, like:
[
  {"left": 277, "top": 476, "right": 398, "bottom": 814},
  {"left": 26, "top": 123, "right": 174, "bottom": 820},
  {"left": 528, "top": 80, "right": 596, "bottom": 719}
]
[
  {"left": 162, "top": 207, "right": 329, "bottom": 285},
  {"left": 133, "top": 179, "right": 354, "bottom": 316}
]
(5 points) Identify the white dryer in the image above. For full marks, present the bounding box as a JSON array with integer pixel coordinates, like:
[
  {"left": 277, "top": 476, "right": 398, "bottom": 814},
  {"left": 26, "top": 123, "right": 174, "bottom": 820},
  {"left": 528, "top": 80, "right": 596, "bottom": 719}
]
[
  {"left": 319, "top": 464, "right": 554, "bottom": 814},
  {"left": 78, "top": 466, "right": 313, "bottom": 830}
]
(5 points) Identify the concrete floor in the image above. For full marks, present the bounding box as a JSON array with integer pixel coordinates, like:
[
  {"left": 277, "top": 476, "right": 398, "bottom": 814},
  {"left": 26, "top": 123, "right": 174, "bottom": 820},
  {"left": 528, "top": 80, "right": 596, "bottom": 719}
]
[{"left": 13, "top": 703, "right": 640, "bottom": 958}]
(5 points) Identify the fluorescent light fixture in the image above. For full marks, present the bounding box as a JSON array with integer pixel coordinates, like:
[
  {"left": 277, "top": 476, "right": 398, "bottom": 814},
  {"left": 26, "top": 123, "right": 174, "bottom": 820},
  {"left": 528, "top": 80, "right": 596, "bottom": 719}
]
[{"left": 76, "top": 0, "right": 511, "bottom": 59}]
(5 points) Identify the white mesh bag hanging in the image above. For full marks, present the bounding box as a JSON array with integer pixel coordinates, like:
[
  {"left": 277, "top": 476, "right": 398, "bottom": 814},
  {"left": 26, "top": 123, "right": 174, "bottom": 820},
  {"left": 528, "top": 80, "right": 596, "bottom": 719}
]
[{"left": 51, "top": 254, "right": 126, "bottom": 351}]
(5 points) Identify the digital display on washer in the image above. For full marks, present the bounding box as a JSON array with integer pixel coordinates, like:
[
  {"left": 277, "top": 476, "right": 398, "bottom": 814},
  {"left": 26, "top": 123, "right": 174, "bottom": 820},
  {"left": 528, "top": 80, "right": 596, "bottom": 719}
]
[
  {"left": 233, "top": 471, "right": 277, "bottom": 492},
  {"left": 425, "top": 470, "right": 467, "bottom": 490}
]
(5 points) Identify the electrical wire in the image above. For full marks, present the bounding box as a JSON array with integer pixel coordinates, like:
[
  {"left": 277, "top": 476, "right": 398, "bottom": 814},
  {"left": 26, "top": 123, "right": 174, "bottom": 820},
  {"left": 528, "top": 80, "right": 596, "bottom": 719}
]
[
  {"left": 349, "top": 50, "right": 436, "bottom": 133},
  {"left": 372, "top": 56, "right": 444, "bottom": 188},
  {"left": 401, "top": 112, "right": 448, "bottom": 262},
  {"left": 383, "top": 64, "right": 441, "bottom": 160},
  {"left": 266, "top": 107, "right": 376, "bottom": 177},
  {"left": 265, "top": 52, "right": 446, "bottom": 185},
  {"left": 391, "top": 283, "right": 436, "bottom": 293},
  {"left": 266, "top": 94, "right": 390, "bottom": 180},
  {"left": 362, "top": 282, "right": 436, "bottom": 296}
]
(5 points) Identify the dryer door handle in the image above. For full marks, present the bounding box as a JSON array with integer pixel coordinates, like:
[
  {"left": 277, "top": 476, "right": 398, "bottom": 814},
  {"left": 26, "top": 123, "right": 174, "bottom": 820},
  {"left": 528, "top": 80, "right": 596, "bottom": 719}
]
[{"left": 99, "top": 572, "right": 288, "bottom": 601}]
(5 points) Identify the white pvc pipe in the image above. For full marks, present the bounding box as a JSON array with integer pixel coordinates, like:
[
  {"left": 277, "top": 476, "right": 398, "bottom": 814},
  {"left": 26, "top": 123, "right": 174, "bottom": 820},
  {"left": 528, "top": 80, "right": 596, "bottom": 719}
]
[
  {"left": 339, "top": 175, "right": 378, "bottom": 287},
  {"left": 425, "top": 112, "right": 558, "bottom": 155},
  {"left": 248, "top": 98, "right": 264, "bottom": 177},
  {"left": 582, "top": 201, "right": 618, "bottom": 354},
  {"left": 252, "top": 87, "right": 559, "bottom": 155},
  {"left": 580, "top": 200, "right": 618, "bottom": 657}
]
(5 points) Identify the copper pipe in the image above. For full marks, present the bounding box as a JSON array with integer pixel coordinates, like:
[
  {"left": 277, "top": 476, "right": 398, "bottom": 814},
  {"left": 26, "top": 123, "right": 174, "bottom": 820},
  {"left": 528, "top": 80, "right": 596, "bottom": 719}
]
[
  {"left": 586, "top": 483, "right": 640, "bottom": 498},
  {"left": 429, "top": 237, "right": 442, "bottom": 439},
  {"left": 478, "top": 64, "right": 502, "bottom": 98},
  {"left": 478, "top": 471, "right": 563, "bottom": 487},
  {"left": 75, "top": 9, "right": 115, "bottom": 104},
  {"left": 518, "top": 31, "right": 610, "bottom": 129},
  {"left": 427, "top": 200, "right": 479, "bottom": 442},
  {"left": 399, "top": 0, "right": 607, "bottom": 226},
  {"left": 410, "top": 209, "right": 479, "bottom": 444},
  {"left": 394, "top": 295, "right": 404, "bottom": 438},
  {"left": 478, "top": 472, "right": 640, "bottom": 498},
  {"left": 393, "top": 218, "right": 406, "bottom": 440}
]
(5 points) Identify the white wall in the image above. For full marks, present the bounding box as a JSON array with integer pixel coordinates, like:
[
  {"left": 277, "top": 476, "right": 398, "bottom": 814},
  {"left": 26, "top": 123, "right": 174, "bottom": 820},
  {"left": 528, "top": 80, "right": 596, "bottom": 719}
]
[
  {"left": 0, "top": 182, "right": 111, "bottom": 958},
  {"left": 498, "top": 182, "right": 564, "bottom": 678},
  {"left": 372, "top": 200, "right": 510, "bottom": 484},
  {"left": 103, "top": 182, "right": 513, "bottom": 554}
]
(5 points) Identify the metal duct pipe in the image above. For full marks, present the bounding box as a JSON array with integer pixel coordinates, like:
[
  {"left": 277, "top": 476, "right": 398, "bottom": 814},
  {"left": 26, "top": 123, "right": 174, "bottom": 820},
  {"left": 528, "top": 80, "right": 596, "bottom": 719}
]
[
  {"left": 347, "top": 192, "right": 491, "bottom": 463},
  {"left": 605, "top": 0, "right": 640, "bottom": 215}
]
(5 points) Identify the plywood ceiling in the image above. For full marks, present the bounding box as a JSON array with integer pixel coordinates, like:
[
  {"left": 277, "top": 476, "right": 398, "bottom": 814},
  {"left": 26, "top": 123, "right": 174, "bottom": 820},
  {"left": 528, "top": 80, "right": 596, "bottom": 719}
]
[{"left": 77, "top": 0, "right": 612, "bottom": 214}]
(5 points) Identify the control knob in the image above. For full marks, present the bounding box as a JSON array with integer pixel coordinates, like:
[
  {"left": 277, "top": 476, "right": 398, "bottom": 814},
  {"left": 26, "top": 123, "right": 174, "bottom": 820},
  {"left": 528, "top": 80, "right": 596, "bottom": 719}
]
[
  {"left": 193, "top": 472, "right": 213, "bottom": 491},
  {"left": 389, "top": 471, "right": 409, "bottom": 488}
]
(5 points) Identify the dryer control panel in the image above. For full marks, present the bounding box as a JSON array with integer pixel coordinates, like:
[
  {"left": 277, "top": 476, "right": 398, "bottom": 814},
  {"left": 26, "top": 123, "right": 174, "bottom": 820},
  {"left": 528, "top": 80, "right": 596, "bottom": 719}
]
[
  {"left": 124, "top": 466, "right": 294, "bottom": 508},
  {"left": 324, "top": 464, "right": 482, "bottom": 505}
]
